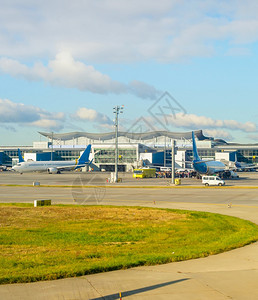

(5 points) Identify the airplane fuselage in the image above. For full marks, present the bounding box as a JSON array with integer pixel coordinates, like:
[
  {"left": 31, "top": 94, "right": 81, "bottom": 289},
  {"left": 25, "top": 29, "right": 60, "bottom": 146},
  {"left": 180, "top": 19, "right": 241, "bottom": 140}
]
[
  {"left": 191, "top": 131, "right": 227, "bottom": 175},
  {"left": 235, "top": 161, "right": 258, "bottom": 171},
  {"left": 13, "top": 160, "right": 78, "bottom": 173},
  {"left": 192, "top": 160, "right": 226, "bottom": 175},
  {"left": 13, "top": 144, "right": 91, "bottom": 174}
]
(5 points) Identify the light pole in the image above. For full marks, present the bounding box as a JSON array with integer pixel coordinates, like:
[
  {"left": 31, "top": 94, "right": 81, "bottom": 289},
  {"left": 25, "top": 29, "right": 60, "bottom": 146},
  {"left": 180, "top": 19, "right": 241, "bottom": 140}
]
[
  {"left": 171, "top": 139, "right": 175, "bottom": 184},
  {"left": 51, "top": 131, "right": 54, "bottom": 161},
  {"left": 113, "top": 105, "right": 124, "bottom": 183}
]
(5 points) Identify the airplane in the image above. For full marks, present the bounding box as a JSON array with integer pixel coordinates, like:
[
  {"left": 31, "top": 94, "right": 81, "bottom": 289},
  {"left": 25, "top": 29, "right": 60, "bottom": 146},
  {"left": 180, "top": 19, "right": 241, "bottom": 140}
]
[
  {"left": 140, "top": 162, "right": 190, "bottom": 172},
  {"left": 12, "top": 145, "right": 91, "bottom": 174},
  {"left": 140, "top": 159, "right": 194, "bottom": 174},
  {"left": 212, "top": 149, "right": 258, "bottom": 172},
  {"left": 0, "top": 163, "right": 7, "bottom": 171},
  {"left": 192, "top": 132, "right": 227, "bottom": 175},
  {"left": 234, "top": 158, "right": 258, "bottom": 171},
  {"left": 223, "top": 152, "right": 258, "bottom": 171},
  {"left": 18, "top": 148, "right": 24, "bottom": 163}
]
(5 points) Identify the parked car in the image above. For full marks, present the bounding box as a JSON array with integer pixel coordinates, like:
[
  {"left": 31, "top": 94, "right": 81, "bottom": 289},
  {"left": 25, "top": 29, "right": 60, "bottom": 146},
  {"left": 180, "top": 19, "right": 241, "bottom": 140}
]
[{"left": 202, "top": 176, "right": 225, "bottom": 186}]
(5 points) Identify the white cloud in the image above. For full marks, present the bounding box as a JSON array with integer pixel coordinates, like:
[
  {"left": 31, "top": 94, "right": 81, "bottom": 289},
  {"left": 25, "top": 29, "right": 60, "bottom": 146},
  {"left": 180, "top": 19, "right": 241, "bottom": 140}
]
[
  {"left": 129, "top": 80, "right": 161, "bottom": 100},
  {"left": 31, "top": 119, "right": 64, "bottom": 131},
  {"left": 151, "top": 112, "right": 257, "bottom": 133},
  {"left": 47, "top": 52, "right": 126, "bottom": 94},
  {"left": 73, "top": 107, "right": 113, "bottom": 125},
  {"left": 0, "top": 1, "right": 257, "bottom": 62},
  {"left": 203, "top": 129, "right": 233, "bottom": 141},
  {"left": 0, "top": 98, "right": 65, "bottom": 131},
  {"left": 0, "top": 52, "right": 126, "bottom": 94},
  {"left": 0, "top": 99, "right": 39, "bottom": 123},
  {"left": 0, "top": 52, "right": 160, "bottom": 98},
  {"left": 72, "top": 106, "right": 122, "bottom": 132}
]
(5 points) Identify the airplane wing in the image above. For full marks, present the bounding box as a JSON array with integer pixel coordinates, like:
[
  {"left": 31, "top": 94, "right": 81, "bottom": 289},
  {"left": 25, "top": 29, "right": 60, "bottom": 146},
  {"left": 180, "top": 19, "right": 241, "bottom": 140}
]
[
  {"left": 55, "top": 164, "right": 86, "bottom": 170},
  {"left": 231, "top": 164, "right": 258, "bottom": 170},
  {"left": 245, "top": 165, "right": 258, "bottom": 169},
  {"left": 55, "top": 161, "right": 93, "bottom": 171}
]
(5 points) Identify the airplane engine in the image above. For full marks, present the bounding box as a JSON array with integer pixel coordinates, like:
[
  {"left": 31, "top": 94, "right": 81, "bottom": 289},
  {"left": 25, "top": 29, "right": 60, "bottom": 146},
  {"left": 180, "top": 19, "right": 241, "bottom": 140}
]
[
  {"left": 206, "top": 167, "right": 211, "bottom": 175},
  {"left": 47, "top": 167, "right": 59, "bottom": 174}
]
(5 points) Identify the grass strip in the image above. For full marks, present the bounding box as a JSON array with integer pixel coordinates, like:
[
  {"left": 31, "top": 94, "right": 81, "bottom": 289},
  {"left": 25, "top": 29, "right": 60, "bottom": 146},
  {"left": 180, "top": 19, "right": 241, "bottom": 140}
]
[{"left": 0, "top": 204, "right": 258, "bottom": 284}]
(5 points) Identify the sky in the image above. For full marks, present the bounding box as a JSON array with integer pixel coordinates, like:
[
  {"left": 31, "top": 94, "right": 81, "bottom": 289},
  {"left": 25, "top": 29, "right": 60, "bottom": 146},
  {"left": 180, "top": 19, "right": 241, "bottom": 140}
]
[{"left": 0, "top": 0, "right": 258, "bottom": 145}]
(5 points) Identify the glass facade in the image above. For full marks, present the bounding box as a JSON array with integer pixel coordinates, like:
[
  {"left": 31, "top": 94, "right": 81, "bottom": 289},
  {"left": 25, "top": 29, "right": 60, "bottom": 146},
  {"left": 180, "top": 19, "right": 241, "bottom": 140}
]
[
  {"left": 3, "top": 149, "right": 79, "bottom": 161},
  {"left": 3, "top": 150, "right": 19, "bottom": 158},
  {"left": 55, "top": 150, "right": 81, "bottom": 161},
  {"left": 0, "top": 152, "right": 12, "bottom": 165},
  {"left": 237, "top": 150, "right": 258, "bottom": 163},
  {"left": 1, "top": 144, "right": 258, "bottom": 167},
  {"left": 186, "top": 149, "right": 216, "bottom": 160},
  {"left": 94, "top": 148, "right": 137, "bottom": 164}
]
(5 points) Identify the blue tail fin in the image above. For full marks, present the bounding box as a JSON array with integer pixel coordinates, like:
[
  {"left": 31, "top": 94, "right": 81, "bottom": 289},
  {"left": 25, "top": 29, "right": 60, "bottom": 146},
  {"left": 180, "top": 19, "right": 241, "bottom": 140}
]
[
  {"left": 18, "top": 149, "right": 24, "bottom": 163},
  {"left": 192, "top": 132, "right": 201, "bottom": 161},
  {"left": 78, "top": 145, "right": 91, "bottom": 165},
  {"left": 234, "top": 153, "right": 241, "bottom": 168}
]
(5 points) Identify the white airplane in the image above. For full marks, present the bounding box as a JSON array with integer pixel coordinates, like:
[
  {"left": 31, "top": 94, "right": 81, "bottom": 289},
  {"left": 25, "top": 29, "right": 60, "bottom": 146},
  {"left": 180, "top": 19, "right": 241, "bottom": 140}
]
[{"left": 12, "top": 145, "right": 91, "bottom": 174}]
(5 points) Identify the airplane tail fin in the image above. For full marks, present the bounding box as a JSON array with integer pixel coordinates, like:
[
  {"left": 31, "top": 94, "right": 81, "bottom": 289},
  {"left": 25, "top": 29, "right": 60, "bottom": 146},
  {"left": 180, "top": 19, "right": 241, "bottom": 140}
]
[
  {"left": 78, "top": 145, "right": 91, "bottom": 165},
  {"left": 18, "top": 149, "right": 24, "bottom": 163},
  {"left": 234, "top": 153, "right": 241, "bottom": 168},
  {"left": 192, "top": 132, "right": 201, "bottom": 161}
]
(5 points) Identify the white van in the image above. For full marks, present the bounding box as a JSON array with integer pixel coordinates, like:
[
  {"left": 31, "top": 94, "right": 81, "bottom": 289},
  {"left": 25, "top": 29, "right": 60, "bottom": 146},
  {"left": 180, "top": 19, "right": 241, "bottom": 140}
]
[{"left": 202, "top": 176, "right": 225, "bottom": 186}]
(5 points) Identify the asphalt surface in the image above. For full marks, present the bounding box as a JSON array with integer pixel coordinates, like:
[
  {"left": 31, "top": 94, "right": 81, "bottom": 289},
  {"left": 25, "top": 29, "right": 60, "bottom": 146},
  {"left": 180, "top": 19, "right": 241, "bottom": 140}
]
[
  {"left": 1, "top": 171, "right": 258, "bottom": 186},
  {"left": 1, "top": 171, "right": 258, "bottom": 299}
]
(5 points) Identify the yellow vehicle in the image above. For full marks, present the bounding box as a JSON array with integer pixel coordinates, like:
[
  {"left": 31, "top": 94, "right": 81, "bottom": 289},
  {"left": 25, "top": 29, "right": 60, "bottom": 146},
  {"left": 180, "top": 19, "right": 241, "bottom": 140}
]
[{"left": 133, "top": 168, "right": 156, "bottom": 178}]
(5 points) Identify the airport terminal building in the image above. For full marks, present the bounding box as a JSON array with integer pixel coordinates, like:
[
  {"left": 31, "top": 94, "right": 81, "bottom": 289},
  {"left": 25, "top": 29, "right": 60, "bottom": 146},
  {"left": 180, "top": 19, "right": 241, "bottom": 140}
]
[{"left": 1, "top": 129, "right": 258, "bottom": 171}]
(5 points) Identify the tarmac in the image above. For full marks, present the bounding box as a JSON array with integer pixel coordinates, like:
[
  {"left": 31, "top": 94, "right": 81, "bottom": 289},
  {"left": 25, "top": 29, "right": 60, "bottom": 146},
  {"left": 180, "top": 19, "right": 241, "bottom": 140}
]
[{"left": 1, "top": 171, "right": 258, "bottom": 299}]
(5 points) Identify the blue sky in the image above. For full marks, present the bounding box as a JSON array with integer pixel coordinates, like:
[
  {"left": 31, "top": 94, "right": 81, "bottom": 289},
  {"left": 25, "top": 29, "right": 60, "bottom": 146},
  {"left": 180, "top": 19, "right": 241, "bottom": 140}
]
[{"left": 0, "top": 0, "right": 258, "bottom": 145}]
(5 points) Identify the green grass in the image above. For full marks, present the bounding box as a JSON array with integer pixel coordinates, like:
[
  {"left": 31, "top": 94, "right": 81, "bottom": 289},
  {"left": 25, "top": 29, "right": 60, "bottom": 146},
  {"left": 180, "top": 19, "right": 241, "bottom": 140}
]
[{"left": 0, "top": 204, "right": 258, "bottom": 284}]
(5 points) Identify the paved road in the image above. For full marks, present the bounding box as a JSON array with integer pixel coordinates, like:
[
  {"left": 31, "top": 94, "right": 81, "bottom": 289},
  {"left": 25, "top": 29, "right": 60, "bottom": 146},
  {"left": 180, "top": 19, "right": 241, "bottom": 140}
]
[
  {"left": 1, "top": 185, "right": 258, "bottom": 208},
  {"left": 1, "top": 172, "right": 258, "bottom": 299},
  {"left": 1, "top": 171, "right": 258, "bottom": 186}
]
